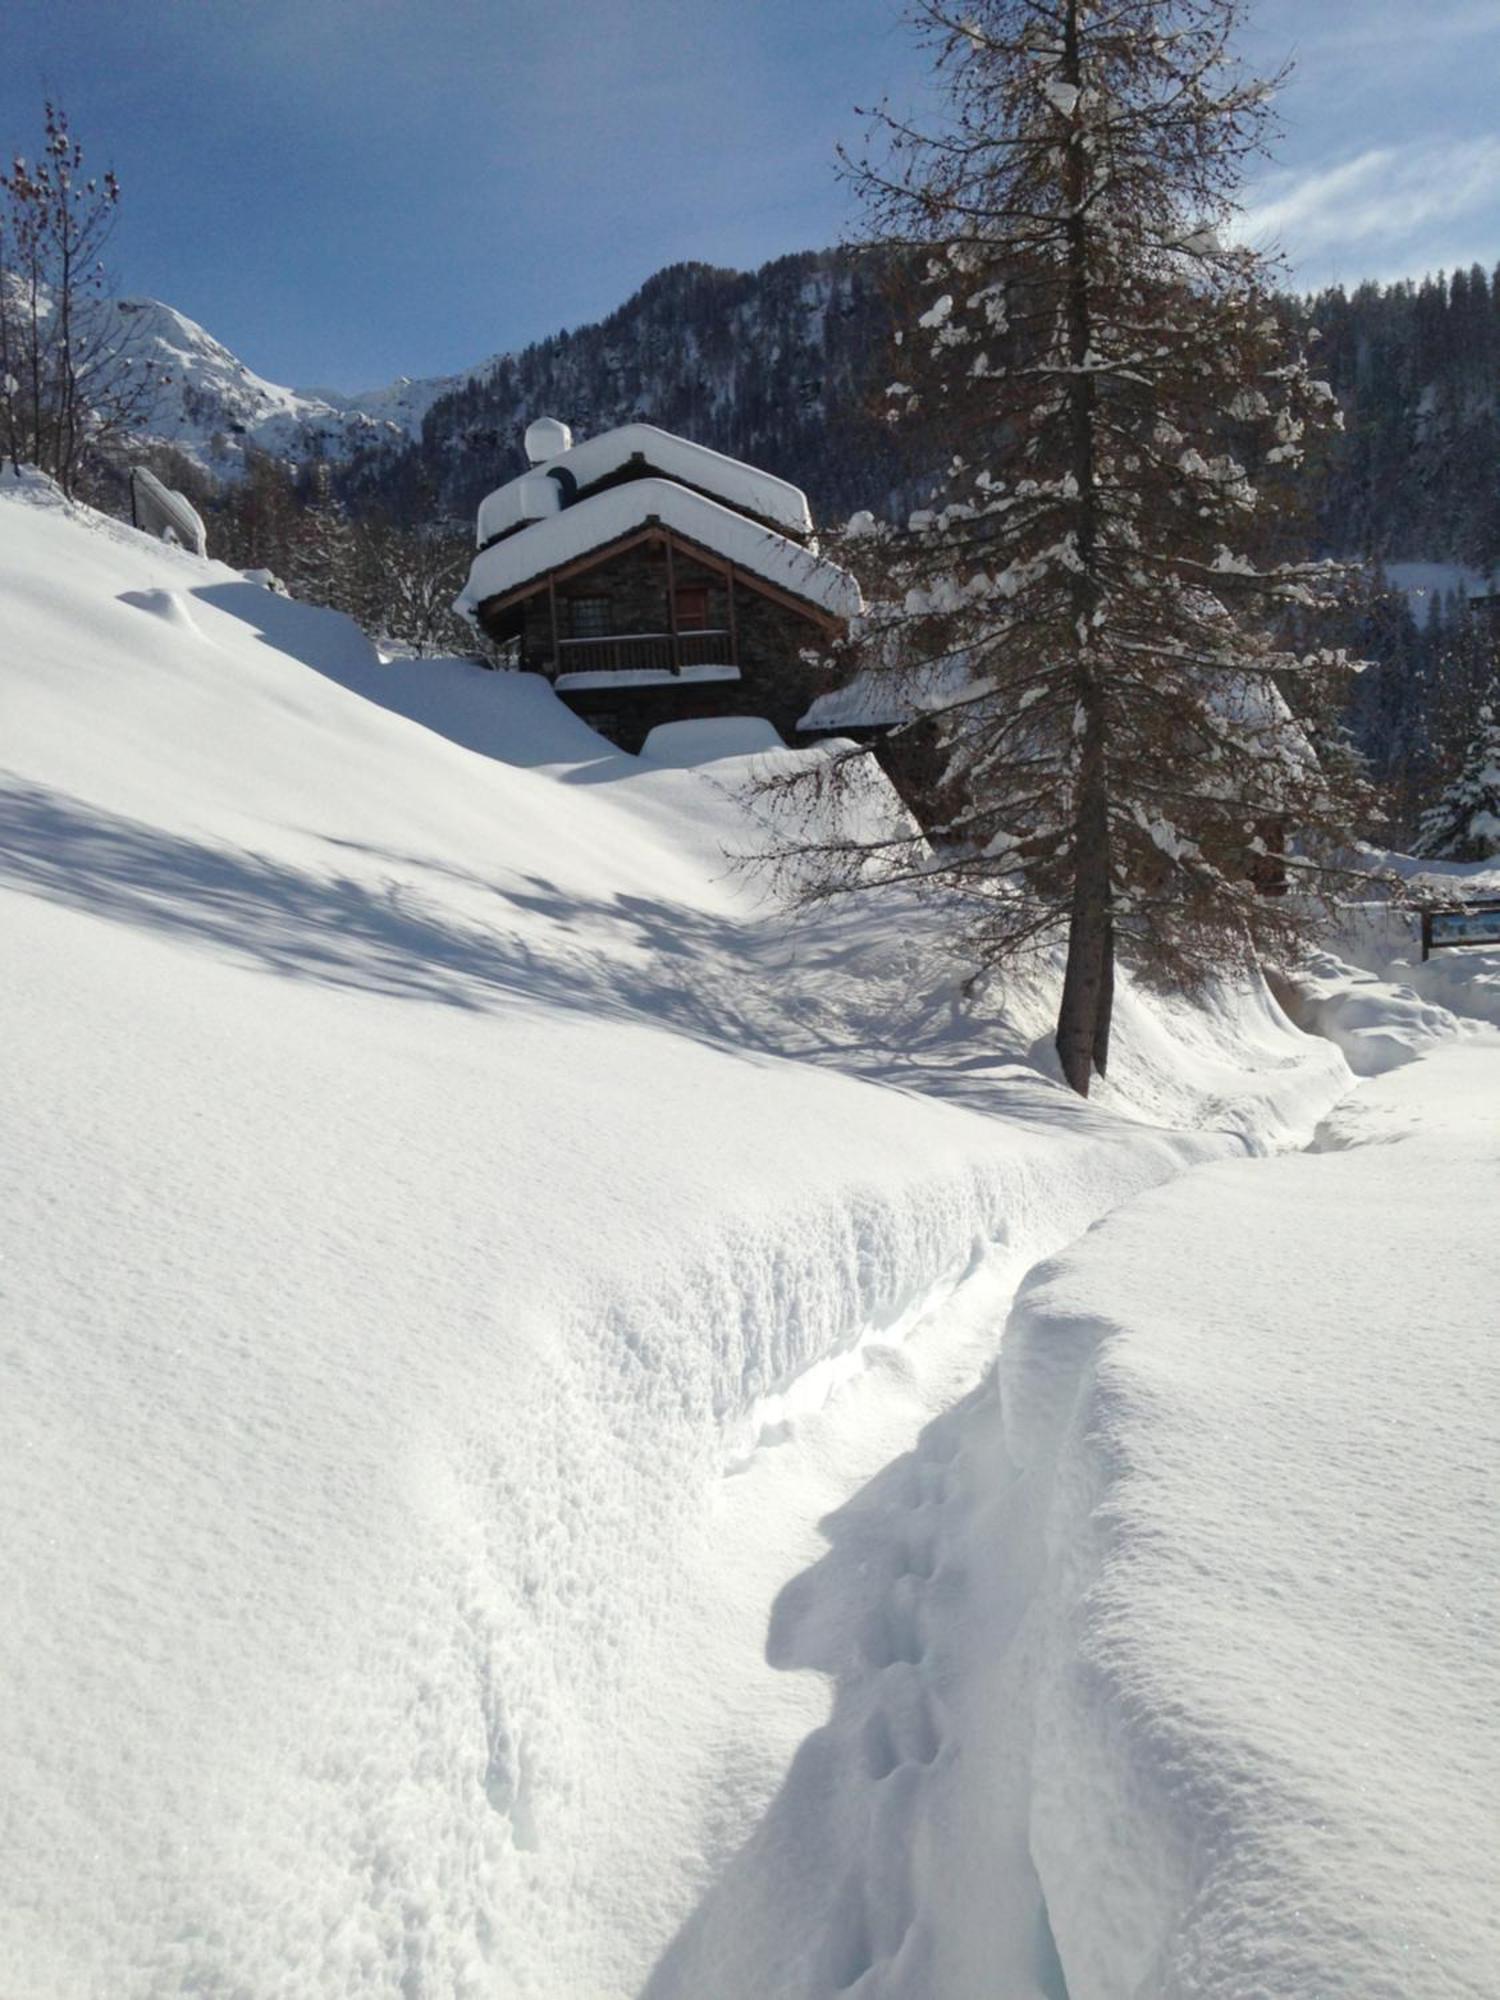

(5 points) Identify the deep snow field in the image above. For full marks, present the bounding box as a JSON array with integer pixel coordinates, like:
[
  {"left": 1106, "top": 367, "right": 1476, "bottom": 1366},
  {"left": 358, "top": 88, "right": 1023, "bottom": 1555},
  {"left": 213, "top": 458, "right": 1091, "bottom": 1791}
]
[{"left": 2, "top": 472, "right": 1496, "bottom": 1998}]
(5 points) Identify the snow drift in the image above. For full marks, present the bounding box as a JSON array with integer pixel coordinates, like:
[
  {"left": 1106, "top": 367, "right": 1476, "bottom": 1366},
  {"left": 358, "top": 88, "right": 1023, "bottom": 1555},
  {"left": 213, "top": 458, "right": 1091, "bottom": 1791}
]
[{"left": 1005, "top": 1042, "right": 1500, "bottom": 1998}]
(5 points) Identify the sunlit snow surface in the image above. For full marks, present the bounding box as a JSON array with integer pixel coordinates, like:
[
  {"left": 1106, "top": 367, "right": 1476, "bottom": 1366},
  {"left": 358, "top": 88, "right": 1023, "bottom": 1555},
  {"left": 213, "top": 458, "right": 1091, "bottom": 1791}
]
[
  {"left": 1009, "top": 1042, "right": 1500, "bottom": 1998},
  {"left": 1, "top": 471, "right": 1490, "bottom": 1997}
]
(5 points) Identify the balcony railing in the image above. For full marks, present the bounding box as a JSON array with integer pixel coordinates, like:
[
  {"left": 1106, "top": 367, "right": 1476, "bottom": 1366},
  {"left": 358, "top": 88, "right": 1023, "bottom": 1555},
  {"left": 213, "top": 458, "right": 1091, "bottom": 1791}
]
[{"left": 552, "top": 628, "right": 734, "bottom": 678}]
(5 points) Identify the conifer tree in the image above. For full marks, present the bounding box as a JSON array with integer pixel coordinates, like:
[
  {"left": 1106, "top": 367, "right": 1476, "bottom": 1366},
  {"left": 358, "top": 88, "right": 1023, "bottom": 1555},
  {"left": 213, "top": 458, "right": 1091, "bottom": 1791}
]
[
  {"left": 1414, "top": 703, "right": 1500, "bottom": 861},
  {"left": 212, "top": 448, "right": 302, "bottom": 576},
  {"left": 285, "top": 460, "right": 361, "bottom": 608},
  {"left": 771, "top": 0, "right": 1373, "bottom": 1095},
  {"left": 1426, "top": 595, "right": 1499, "bottom": 795}
]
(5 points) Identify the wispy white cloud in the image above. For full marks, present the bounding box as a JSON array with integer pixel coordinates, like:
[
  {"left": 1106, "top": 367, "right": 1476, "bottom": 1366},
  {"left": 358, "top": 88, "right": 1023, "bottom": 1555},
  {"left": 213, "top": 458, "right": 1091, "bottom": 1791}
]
[
  {"left": 1253, "top": 0, "right": 1500, "bottom": 64},
  {"left": 1242, "top": 136, "right": 1500, "bottom": 272}
]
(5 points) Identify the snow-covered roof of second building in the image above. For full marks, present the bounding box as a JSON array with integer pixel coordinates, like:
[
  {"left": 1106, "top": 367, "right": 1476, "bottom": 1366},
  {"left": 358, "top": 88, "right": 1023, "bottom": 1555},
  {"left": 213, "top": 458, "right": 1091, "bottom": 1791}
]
[
  {"left": 798, "top": 645, "right": 979, "bottom": 732},
  {"left": 459, "top": 478, "right": 862, "bottom": 623},
  {"left": 476, "top": 422, "right": 814, "bottom": 547}
]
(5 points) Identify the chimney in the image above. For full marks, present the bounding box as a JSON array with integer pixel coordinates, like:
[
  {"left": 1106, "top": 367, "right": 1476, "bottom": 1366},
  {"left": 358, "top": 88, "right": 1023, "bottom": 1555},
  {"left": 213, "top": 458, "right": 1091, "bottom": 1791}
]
[{"left": 524, "top": 417, "right": 573, "bottom": 465}]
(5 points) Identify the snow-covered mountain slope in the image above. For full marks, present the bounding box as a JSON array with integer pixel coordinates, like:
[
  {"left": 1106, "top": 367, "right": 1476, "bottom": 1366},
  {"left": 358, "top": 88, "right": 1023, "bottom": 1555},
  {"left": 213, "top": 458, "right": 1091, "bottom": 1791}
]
[
  {"left": 1380, "top": 559, "right": 1498, "bottom": 629},
  {"left": 300, "top": 366, "right": 470, "bottom": 436},
  {"left": 107, "top": 295, "right": 467, "bottom": 468},
  {"left": 0, "top": 470, "right": 1354, "bottom": 1997},
  {"left": 350, "top": 250, "right": 904, "bottom": 529}
]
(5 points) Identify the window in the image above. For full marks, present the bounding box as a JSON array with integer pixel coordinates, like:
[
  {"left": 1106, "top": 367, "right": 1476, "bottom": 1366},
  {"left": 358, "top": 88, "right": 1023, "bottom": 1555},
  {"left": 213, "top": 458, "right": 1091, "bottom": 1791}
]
[
  {"left": 673, "top": 585, "right": 710, "bottom": 631},
  {"left": 570, "top": 595, "right": 611, "bottom": 638}
]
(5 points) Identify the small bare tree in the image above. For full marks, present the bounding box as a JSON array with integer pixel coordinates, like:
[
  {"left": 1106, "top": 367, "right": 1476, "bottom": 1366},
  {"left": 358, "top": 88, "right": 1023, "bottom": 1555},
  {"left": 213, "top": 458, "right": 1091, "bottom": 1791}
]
[
  {"left": 1, "top": 103, "right": 165, "bottom": 494},
  {"left": 209, "top": 452, "right": 474, "bottom": 653},
  {"left": 348, "top": 515, "right": 475, "bottom": 654},
  {"left": 766, "top": 0, "right": 1377, "bottom": 1096}
]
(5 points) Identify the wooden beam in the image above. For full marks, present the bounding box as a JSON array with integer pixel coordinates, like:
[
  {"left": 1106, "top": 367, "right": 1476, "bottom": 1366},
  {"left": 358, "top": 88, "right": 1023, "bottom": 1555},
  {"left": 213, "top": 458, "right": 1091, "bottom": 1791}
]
[
  {"left": 476, "top": 519, "right": 845, "bottom": 637},
  {"left": 656, "top": 523, "right": 844, "bottom": 634},
  {"left": 547, "top": 576, "right": 559, "bottom": 670},
  {"left": 726, "top": 560, "right": 739, "bottom": 669},
  {"left": 478, "top": 527, "right": 666, "bottom": 618},
  {"left": 664, "top": 534, "right": 680, "bottom": 675}
]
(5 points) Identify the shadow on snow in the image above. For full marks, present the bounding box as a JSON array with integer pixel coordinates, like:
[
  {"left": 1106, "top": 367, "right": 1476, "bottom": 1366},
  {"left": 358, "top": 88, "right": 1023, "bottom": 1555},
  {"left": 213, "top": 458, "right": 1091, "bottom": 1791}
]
[{"left": 0, "top": 769, "right": 1088, "bottom": 1127}]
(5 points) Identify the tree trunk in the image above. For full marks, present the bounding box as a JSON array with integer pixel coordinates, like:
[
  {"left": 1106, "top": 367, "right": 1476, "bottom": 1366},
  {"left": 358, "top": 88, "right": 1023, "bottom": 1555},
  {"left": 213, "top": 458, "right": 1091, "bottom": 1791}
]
[
  {"left": 1092, "top": 901, "right": 1115, "bottom": 1077},
  {"left": 1055, "top": 722, "right": 1111, "bottom": 1095},
  {"left": 1054, "top": 0, "right": 1111, "bottom": 1099}
]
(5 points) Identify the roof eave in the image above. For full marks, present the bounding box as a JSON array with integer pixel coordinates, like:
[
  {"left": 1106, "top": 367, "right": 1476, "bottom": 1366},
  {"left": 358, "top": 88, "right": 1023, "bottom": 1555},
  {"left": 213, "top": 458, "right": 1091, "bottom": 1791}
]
[{"left": 469, "top": 519, "right": 852, "bottom": 634}]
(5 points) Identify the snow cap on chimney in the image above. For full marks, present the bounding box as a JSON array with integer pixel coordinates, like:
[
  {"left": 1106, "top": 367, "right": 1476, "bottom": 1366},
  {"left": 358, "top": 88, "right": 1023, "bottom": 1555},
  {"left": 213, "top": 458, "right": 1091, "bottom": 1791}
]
[{"left": 524, "top": 416, "right": 573, "bottom": 465}]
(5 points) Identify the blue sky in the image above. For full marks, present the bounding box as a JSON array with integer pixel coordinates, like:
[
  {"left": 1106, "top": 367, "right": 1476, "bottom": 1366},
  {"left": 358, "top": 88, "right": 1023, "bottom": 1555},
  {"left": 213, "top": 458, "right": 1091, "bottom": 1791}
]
[{"left": 5, "top": 1, "right": 1499, "bottom": 393}]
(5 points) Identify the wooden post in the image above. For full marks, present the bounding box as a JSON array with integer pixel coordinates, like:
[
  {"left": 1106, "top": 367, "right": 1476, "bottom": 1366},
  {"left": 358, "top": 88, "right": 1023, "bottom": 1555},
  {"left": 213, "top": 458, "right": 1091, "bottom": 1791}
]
[
  {"left": 664, "top": 533, "right": 680, "bottom": 675},
  {"left": 726, "top": 560, "right": 739, "bottom": 671},
  {"left": 547, "top": 577, "right": 560, "bottom": 675}
]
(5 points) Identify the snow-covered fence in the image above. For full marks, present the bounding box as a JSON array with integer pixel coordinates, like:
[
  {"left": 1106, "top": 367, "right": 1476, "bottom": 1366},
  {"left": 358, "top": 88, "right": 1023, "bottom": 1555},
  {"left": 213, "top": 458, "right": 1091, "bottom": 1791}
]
[{"left": 128, "top": 466, "right": 207, "bottom": 557}]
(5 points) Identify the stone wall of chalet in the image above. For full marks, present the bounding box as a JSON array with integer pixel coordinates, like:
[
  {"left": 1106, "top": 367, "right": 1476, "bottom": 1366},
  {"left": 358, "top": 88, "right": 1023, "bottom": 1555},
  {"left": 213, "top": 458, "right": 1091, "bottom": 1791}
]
[
  {"left": 513, "top": 544, "right": 708, "bottom": 664},
  {"left": 729, "top": 585, "right": 834, "bottom": 744}
]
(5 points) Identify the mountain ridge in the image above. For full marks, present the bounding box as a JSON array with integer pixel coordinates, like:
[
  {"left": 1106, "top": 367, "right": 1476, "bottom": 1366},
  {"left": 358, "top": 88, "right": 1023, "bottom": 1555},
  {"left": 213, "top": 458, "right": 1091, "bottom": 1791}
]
[
  {"left": 116, "top": 295, "right": 470, "bottom": 468},
  {"left": 126, "top": 247, "right": 1500, "bottom": 574},
  {"left": 126, "top": 249, "right": 904, "bottom": 525}
]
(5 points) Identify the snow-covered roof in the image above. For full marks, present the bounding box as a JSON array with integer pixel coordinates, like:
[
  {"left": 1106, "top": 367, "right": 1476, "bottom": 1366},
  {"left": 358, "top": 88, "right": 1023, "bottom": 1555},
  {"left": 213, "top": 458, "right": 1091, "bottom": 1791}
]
[
  {"left": 473, "top": 470, "right": 563, "bottom": 544},
  {"left": 640, "top": 716, "right": 786, "bottom": 764},
  {"left": 798, "top": 655, "right": 975, "bottom": 733},
  {"left": 524, "top": 416, "right": 573, "bottom": 464},
  {"left": 476, "top": 421, "right": 814, "bottom": 548},
  {"left": 459, "top": 477, "right": 862, "bottom": 624},
  {"left": 799, "top": 676, "right": 911, "bottom": 732}
]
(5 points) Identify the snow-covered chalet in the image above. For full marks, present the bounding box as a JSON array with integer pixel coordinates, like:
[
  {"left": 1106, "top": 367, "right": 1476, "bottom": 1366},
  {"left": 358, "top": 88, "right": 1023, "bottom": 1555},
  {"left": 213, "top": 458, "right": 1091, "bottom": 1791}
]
[{"left": 455, "top": 417, "right": 862, "bottom": 751}]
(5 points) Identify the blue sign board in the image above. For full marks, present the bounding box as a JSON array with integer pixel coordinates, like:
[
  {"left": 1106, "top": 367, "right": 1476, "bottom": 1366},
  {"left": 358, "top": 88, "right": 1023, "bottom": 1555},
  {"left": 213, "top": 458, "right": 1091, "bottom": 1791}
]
[{"left": 1421, "top": 901, "right": 1500, "bottom": 959}]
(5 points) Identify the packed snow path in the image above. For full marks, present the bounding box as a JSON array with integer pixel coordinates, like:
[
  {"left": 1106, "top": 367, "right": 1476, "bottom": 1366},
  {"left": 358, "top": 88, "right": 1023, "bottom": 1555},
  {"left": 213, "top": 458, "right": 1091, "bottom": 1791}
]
[
  {"left": 642, "top": 1242, "right": 1076, "bottom": 2000},
  {"left": 646, "top": 1037, "right": 1500, "bottom": 2000}
]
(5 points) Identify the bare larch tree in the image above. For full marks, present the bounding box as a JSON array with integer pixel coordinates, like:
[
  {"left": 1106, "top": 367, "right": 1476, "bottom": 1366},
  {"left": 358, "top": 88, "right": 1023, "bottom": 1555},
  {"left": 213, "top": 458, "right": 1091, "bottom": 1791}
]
[
  {"left": 1, "top": 104, "right": 165, "bottom": 495},
  {"left": 768, "top": 0, "right": 1375, "bottom": 1095}
]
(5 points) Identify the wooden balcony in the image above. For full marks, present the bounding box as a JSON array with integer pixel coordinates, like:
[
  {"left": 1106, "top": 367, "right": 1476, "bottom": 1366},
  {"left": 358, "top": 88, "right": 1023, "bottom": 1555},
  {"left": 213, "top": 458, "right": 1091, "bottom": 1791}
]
[{"left": 552, "top": 628, "right": 734, "bottom": 679}]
